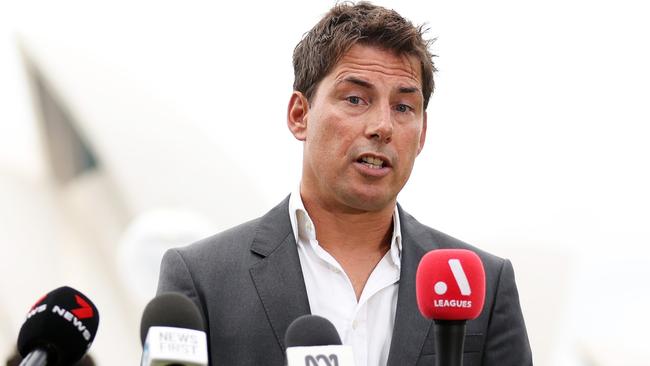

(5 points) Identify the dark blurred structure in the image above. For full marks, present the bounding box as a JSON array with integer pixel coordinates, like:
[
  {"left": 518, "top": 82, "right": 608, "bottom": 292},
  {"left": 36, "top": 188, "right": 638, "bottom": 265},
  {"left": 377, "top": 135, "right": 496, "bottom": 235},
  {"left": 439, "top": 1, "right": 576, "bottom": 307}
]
[{"left": 20, "top": 47, "right": 99, "bottom": 185}]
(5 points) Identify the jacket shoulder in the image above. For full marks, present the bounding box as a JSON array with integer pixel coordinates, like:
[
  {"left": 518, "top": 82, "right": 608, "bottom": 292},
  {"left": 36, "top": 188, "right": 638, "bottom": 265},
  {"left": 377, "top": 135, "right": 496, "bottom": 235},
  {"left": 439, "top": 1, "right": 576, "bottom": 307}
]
[{"left": 174, "top": 216, "right": 263, "bottom": 266}]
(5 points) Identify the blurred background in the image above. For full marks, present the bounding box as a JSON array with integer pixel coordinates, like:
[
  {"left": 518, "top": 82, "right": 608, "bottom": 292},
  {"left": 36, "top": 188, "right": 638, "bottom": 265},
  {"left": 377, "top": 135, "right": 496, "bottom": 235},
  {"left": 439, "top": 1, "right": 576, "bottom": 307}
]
[{"left": 1, "top": 0, "right": 648, "bottom": 365}]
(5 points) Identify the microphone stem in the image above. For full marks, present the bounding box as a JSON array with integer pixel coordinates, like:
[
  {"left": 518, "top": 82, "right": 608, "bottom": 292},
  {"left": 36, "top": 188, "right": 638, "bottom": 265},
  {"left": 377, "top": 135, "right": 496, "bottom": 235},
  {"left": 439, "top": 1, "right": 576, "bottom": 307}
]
[
  {"left": 434, "top": 320, "right": 466, "bottom": 366},
  {"left": 19, "top": 348, "right": 48, "bottom": 366}
]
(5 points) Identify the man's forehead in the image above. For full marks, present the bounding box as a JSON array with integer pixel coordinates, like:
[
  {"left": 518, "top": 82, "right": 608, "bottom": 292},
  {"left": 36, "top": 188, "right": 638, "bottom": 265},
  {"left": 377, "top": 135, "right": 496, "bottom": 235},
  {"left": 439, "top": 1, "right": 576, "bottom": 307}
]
[{"left": 331, "top": 44, "right": 422, "bottom": 86}]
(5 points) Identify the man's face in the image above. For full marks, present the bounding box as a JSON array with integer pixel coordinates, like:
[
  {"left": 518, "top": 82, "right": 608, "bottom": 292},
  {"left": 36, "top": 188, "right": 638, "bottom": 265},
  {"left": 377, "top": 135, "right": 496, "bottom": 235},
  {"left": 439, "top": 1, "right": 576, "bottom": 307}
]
[{"left": 288, "top": 44, "right": 427, "bottom": 213}]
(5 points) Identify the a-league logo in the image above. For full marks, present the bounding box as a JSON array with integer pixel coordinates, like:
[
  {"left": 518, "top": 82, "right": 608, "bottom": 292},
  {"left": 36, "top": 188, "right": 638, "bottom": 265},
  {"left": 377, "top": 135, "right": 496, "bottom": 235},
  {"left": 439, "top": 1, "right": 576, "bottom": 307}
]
[{"left": 434, "top": 258, "right": 472, "bottom": 297}]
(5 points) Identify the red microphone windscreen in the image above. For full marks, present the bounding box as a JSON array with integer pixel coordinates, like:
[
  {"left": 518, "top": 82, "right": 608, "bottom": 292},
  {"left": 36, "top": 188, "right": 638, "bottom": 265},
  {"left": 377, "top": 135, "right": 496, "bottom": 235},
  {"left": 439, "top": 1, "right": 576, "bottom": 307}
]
[{"left": 416, "top": 249, "right": 486, "bottom": 320}]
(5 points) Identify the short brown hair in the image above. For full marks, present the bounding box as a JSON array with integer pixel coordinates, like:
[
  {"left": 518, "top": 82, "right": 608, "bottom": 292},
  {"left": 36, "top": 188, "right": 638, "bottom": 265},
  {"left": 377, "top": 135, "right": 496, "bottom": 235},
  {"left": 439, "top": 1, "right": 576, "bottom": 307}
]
[{"left": 293, "top": 1, "right": 436, "bottom": 109}]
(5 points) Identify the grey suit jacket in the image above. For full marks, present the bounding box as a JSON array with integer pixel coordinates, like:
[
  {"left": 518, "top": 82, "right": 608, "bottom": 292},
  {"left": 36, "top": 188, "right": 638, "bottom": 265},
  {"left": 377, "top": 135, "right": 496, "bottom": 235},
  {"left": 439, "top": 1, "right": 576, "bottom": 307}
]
[{"left": 157, "top": 197, "right": 532, "bottom": 365}]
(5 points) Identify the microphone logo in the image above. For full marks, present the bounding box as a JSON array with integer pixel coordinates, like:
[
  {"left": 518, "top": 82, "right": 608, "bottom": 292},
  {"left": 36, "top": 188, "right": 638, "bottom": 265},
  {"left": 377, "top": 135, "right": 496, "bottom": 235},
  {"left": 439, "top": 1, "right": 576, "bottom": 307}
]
[
  {"left": 304, "top": 354, "right": 339, "bottom": 366},
  {"left": 30, "top": 294, "right": 47, "bottom": 311},
  {"left": 71, "top": 295, "right": 94, "bottom": 319},
  {"left": 434, "top": 259, "right": 472, "bottom": 296}
]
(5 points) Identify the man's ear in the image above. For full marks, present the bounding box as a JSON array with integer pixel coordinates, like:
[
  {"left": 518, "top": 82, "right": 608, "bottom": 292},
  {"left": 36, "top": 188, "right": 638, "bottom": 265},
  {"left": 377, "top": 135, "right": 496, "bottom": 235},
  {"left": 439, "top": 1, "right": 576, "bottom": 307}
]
[
  {"left": 417, "top": 111, "right": 427, "bottom": 155},
  {"left": 287, "top": 91, "right": 309, "bottom": 141}
]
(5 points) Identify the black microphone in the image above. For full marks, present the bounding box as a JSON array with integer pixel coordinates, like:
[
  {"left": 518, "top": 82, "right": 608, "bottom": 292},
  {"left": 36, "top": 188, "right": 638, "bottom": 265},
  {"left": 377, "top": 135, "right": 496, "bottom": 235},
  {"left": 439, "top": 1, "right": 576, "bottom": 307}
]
[
  {"left": 140, "top": 292, "right": 207, "bottom": 366},
  {"left": 284, "top": 315, "right": 355, "bottom": 366},
  {"left": 17, "top": 286, "right": 100, "bottom": 366}
]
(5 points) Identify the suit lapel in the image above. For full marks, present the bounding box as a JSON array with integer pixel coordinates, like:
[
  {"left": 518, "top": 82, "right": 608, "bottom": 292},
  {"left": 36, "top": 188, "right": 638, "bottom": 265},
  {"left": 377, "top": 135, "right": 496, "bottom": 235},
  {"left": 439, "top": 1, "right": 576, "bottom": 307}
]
[
  {"left": 249, "top": 197, "right": 311, "bottom": 352},
  {"left": 387, "top": 206, "right": 436, "bottom": 366}
]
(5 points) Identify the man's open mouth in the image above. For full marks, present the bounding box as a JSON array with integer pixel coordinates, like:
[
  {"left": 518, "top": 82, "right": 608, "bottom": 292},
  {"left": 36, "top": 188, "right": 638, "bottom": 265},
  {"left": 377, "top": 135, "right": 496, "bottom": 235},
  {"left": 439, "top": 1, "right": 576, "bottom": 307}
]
[{"left": 357, "top": 155, "right": 386, "bottom": 170}]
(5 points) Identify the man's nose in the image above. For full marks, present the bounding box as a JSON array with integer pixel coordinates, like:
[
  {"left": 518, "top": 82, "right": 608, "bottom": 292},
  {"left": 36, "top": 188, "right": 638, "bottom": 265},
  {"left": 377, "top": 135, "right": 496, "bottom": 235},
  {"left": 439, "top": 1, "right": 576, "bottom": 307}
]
[{"left": 365, "top": 103, "right": 393, "bottom": 143}]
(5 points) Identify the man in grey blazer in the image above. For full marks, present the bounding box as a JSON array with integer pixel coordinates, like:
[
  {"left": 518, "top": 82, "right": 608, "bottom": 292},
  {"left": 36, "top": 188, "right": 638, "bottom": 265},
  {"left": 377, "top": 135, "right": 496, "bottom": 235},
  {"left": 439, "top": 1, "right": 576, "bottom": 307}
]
[{"left": 158, "top": 2, "right": 532, "bottom": 365}]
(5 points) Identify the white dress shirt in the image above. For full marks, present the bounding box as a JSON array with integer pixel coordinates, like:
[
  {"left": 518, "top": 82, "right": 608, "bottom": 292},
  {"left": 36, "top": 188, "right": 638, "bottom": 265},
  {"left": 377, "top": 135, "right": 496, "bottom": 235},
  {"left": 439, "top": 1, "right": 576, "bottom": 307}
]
[{"left": 288, "top": 188, "right": 402, "bottom": 366}]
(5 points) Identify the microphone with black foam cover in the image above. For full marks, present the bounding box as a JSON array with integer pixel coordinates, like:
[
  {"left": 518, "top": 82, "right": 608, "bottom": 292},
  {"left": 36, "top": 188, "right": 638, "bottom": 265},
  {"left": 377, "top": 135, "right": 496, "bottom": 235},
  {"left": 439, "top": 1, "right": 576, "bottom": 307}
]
[
  {"left": 17, "top": 286, "right": 99, "bottom": 366},
  {"left": 416, "top": 249, "right": 486, "bottom": 366},
  {"left": 284, "top": 315, "right": 355, "bottom": 366},
  {"left": 140, "top": 292, "right": 208, "bottom": 366}
]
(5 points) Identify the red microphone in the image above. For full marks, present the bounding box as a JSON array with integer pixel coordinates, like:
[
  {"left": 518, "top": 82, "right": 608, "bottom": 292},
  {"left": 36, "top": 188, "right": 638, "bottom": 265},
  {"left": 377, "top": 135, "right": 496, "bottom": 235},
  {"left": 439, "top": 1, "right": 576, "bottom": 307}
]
[{"left": 416, "top": 249, "right": 486, "bottom": 366}]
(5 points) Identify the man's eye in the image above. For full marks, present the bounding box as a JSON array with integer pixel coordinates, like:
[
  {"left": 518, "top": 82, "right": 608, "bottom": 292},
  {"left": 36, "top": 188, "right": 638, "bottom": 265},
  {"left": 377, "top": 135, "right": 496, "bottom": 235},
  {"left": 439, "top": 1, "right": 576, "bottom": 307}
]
[
  {"left": 396, "top": 104, "right": 413, "bottom": 113},
  {"left": 346, "top": 96, "right": 361, "bottom": 105}
]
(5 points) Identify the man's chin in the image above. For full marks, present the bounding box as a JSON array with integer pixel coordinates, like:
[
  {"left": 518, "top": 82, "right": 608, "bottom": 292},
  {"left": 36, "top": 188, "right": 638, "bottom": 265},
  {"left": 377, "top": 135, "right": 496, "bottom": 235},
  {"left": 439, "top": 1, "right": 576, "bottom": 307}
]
[{"left": 338, "top": 190, "right": 396, "bottom": 213}]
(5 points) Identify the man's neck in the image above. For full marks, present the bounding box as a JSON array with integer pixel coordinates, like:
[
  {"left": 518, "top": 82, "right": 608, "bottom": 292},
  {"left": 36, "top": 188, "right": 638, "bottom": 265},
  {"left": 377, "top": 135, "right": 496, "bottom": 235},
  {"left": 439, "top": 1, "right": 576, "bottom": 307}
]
[
  {"left": 300, "top": 191, "right": 395, "bottom": 253},
  {"left": 299, "top": 188, "right": 396, "bottom": 300}
]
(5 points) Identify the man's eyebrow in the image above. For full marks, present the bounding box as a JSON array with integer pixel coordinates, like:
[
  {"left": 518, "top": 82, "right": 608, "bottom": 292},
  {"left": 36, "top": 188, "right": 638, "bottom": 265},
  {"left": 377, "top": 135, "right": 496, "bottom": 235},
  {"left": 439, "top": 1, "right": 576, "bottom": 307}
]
[{"left": 398, "top": 86, "right": 420, "bottom": 94}]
